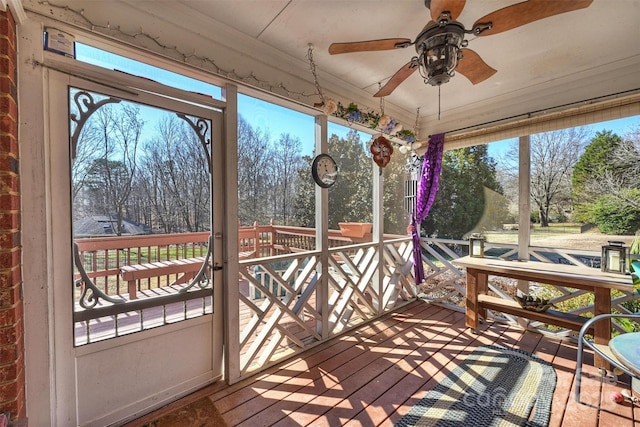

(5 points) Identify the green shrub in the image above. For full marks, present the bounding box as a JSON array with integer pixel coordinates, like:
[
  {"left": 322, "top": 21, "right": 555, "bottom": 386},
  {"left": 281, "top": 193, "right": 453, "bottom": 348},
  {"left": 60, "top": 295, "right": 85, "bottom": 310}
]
[
  {"left": 536, "top": 284, "right": 594, "bottom": 313},
  {"left": 591, "top": 189, "right": 640, "bottom": 235},
  {"left": 530, "top": 210, "right": 540, "bottom": 224}
]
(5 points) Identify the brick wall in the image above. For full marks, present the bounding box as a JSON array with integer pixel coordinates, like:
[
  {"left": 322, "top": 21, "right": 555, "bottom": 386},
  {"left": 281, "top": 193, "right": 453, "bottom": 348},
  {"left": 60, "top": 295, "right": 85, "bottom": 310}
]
[{"left": 0, "top": 7, "right": 26, "bottom": 424}]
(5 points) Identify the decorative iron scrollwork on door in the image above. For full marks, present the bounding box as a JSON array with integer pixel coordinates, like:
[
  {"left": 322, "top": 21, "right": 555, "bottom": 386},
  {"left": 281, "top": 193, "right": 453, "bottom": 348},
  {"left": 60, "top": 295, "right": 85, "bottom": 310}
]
[
  {"left": 177, "top": 113, "right": 212, "bottom": 173},
  {"left": 69, "top": 90, "right": 122, "bottom": 159}
]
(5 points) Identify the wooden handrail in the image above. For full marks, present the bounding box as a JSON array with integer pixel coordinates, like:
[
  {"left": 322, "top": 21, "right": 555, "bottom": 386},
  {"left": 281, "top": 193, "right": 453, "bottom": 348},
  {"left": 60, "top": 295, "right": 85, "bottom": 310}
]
[
  {"left": 73, "top": 222, "right": 407, "bottom": 298},
  {"left": 75, "top": 231, "right": 211, "bottom": 251}
]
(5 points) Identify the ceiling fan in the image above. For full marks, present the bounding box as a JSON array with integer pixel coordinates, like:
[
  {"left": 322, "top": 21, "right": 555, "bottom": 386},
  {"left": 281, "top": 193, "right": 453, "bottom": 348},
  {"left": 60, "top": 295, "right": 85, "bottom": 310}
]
[{"left": 328, "top": 0, "right": 593, "bottom": 97}]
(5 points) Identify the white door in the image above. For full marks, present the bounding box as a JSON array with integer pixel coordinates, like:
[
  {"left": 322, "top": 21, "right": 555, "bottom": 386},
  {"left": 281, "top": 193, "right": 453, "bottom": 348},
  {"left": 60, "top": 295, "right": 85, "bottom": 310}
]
[{"left": 47, "top": 68, "right": 225, "bottom": 426}]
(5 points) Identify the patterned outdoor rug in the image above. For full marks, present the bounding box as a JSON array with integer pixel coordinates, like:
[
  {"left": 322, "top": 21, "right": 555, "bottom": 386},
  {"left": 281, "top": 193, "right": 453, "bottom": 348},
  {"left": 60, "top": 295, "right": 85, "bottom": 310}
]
[{"left": 395, "top": 345, "right": 557, "bottom": 427}]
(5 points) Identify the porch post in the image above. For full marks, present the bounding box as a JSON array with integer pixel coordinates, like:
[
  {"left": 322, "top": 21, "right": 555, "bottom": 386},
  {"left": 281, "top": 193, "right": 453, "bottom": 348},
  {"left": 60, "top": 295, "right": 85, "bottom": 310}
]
[
  {"left": 372, "top": 163, "right": 384, "bottom": 314},
  {"left": 222, "top": 83, "right": 241, "bottom": 384},
  {"left": 518, "top": 135, "right": 531, "bottom": 295},
  {"left": 315, "top": 114, "right": 329, "bottom": 339}
]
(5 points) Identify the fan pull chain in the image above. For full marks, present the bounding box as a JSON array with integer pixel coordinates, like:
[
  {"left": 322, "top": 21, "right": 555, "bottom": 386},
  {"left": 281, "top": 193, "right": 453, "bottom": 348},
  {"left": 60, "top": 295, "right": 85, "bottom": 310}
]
[
  {"left": 379, "top": 83, "right": 385, "bottom": 115},
  {"left": 413, "top": 107, "right": 420, "bottom": 139},
  {"left": 438, "top": 85, "right": 441, "bottom": 120}
]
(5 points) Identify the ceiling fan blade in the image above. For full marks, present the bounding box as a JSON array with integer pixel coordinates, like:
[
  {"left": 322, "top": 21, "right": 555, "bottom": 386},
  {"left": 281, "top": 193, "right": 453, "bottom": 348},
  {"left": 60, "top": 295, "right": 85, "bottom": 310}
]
[
  {"left": 374, "top": 61, "right": 418, "bottom": 97},
  {"left": 473, "top": 0, "right": 593, "bottom": 37},
  {"left": 328, "top": 38, "right": 412, "bottom": 55},
  {"left": 456, "top": 49, "right": 496, "bottom": 84},
  {"left": 430, "top": 0, "right": 466, "bottom": 21}
]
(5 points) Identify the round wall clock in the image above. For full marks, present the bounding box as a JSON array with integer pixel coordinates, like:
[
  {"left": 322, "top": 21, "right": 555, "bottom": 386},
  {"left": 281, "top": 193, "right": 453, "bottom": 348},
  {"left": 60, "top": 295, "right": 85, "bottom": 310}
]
[{"left": 311, "top": 153, "right": 338, "bottom": 188}]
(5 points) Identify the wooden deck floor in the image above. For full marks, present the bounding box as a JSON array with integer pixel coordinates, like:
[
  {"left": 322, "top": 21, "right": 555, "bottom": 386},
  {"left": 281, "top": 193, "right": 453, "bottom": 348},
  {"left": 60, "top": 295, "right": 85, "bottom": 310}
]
[{"left": 125, "top": 300, "right": 639, "bottom": 427}]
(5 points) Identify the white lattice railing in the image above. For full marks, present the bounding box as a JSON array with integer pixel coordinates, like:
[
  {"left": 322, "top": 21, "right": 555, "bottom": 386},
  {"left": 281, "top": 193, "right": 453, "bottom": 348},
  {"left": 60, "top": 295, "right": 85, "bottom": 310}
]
[
  {"left": 234, "top": 234, "right": 638, "bottom": 376},
  {"left": 237, "top": 237, "right": 415, "bottom": 376},
  {"left": 419, "top": 237, "right": 640, "bottom": 336}
]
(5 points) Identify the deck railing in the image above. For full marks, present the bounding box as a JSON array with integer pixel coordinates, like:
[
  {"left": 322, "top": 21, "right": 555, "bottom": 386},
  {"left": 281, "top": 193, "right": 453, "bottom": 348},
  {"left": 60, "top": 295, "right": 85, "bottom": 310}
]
[
  {"left": 72, "top": 223, "right": 405, "bottom": 344},
  {"left": 75, "top": 232, "right": 211, "bottom": 296},
  {"left": 73, "top": 232, "right": 215, "bottom": 344},
  {"left": 72, "top": 226, "right": 638, "bottom": 373},
  {"left": 74, "top": 227, "right": 638, "bottom": 314},
  {"left": 75, "top": 222, "right": 388, "bottom": 298}
]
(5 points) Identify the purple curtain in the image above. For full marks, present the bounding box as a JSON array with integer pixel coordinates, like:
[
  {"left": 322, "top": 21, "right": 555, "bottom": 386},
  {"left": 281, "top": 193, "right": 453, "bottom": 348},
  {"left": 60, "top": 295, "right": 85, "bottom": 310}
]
[{"left": 411, "top": 133, "right": 445, "bottom": 284}]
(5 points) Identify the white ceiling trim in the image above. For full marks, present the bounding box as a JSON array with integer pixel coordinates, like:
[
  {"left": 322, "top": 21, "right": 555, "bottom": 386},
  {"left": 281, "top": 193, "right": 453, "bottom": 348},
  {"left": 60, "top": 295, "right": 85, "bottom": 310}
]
[
  {"left": 22, "top": 0, "right": 415, "bottom": 128},
  {"left": 118, "top": 0, "right": 414, "bottom": 124},
  {"left": 18, "top": 0, "right": 640, "bottom": 140},
  {"left": 2, "top": 0, "right": 27, "bottom": 24},
  {"left": 417, "top": 54, "right": 640, "bottom": 137}
]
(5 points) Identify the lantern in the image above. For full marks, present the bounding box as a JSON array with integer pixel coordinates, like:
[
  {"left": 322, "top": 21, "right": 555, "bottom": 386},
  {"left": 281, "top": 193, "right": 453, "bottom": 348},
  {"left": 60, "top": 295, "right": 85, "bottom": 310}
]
[
  {"left": 469, "top": 233, "right": 485, "bottom": 258},
  {"left": 601, "top": 241, "right": 627, "bottom": 274}
]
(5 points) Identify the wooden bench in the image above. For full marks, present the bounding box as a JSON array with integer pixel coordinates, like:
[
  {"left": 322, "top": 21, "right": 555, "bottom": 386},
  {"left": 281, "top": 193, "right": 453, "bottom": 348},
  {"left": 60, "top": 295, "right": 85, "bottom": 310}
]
[
  {"left": 453, "top": 256, "right": 633, "bottom": 368},
  {"left": 478, "top": 294, "right": 592, "bottom": 334},
  {"left": 120, "top": 257, "right": 206, "bottom": 299}
]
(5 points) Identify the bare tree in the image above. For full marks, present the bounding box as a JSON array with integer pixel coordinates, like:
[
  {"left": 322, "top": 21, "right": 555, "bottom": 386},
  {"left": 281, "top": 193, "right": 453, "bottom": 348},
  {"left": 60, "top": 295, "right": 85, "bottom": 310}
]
[
  {"left": 84, "top": 103, "right": 143, "bottom": 235},
  {"left": 137, "top": 143, "right": 180, "bottom": 233},
  {"left": 618, "top": 126, "right": 640, "bottom": 190},
  {"left": 502, "top": 127, "right": 588, "bottom": 226},
  {"left": 272, "top": 133, "right": 304, "bottom": 225},
  {"left": 237, "top": 116, "right": 273, "bottom": 225},
  {"left": 136, "top": 114, "right": 211, "bottom": 232},
  {"left": 71, "top": 116, "right": 107, "bottom": 221},
  {"left": 585, "top": 128, "right": 640, "bottom": 208},
  {"left": 165, "top": 115, "right": 210, "bottom": 231},
  {"left": 71, "top": 121, "right": 103, "bottom": 202}
]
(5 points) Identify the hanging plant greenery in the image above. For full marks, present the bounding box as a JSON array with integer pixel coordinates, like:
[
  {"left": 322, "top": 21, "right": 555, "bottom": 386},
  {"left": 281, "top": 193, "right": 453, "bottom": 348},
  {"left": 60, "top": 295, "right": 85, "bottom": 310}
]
[
  {"left": 330, "top": 101, "right": 417, "bottom": 142},
  {"left": 395, "top": 129, "right": 416, "bottom": 143},
  {"left": 333, "top": 102, "right": 381, "bottom": 129}
]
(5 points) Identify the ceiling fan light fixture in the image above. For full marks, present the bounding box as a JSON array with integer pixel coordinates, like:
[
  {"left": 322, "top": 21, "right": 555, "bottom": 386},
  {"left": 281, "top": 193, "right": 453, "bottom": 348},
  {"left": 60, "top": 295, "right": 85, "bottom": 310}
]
[{"left": 416, "top": 22, "right": 465, "bottom": 86}]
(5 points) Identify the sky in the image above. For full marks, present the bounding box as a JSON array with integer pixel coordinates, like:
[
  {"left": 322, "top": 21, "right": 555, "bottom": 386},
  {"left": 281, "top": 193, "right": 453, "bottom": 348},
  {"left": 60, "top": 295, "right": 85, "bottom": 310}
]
[{"left": 75, "top": 43, "right": 639, "bottom": 160}]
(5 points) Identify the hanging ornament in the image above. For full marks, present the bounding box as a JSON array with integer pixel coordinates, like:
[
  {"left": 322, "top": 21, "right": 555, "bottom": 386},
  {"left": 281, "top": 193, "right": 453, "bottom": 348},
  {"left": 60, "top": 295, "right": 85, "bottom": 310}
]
[{"left": 370, "top": 135, "right": 394, "bottom": 167}]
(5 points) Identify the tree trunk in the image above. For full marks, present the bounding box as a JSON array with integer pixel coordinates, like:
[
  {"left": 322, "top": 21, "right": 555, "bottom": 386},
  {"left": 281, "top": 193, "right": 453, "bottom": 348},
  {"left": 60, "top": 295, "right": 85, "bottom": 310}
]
[{"left": 539, "top": 208, "right": 550, "bottom": 227}]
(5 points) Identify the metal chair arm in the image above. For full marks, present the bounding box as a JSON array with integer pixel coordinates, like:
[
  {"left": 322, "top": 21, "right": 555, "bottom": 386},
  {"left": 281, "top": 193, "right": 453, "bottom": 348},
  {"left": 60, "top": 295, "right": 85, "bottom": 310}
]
[
  {"left": 578, "top": 313, "right": 640, "bottom": 342},
  {"left": 575, "top": 313, "right": 640, "bottom": 403}
]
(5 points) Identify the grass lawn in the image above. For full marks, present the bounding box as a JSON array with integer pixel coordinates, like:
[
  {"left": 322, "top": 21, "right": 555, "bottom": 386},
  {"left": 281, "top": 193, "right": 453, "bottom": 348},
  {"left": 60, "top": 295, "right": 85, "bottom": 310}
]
[{"left": 485, "top": 224, "right": 634, "bottom": 250}]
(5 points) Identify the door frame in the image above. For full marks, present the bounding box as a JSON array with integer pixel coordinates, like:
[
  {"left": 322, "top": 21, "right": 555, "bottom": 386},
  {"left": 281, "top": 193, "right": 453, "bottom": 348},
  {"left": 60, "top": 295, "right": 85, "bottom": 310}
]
[{"left": 41, "top": 59, "right": 229, "bottom": 426}]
